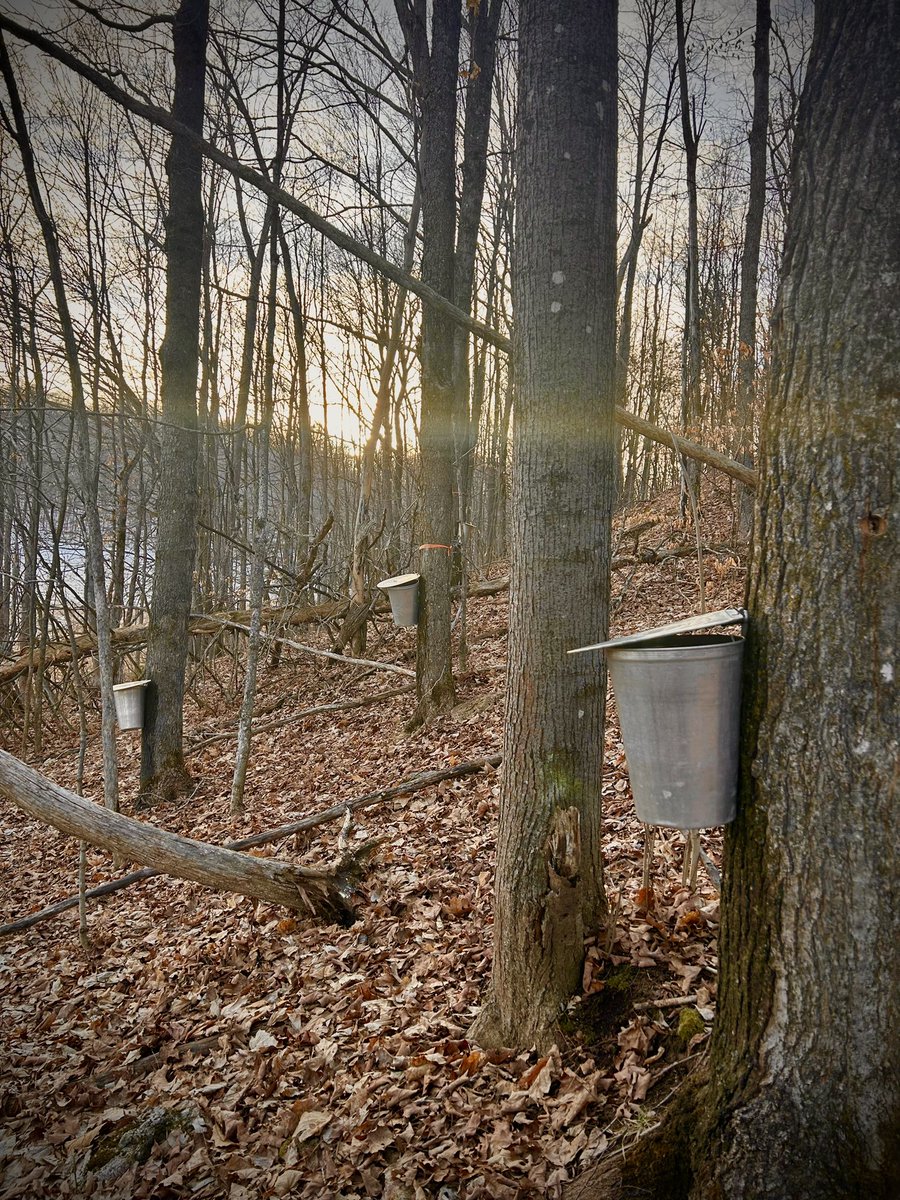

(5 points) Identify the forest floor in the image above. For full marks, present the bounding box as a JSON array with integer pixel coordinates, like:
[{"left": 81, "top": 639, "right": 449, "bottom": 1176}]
[{"left": 0, "top": 484, "right": 747, "bottom": 1200}]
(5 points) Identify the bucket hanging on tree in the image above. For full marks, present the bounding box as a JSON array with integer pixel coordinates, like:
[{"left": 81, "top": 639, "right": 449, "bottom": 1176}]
[
  {"left": 377, "top": 573, "right": 420, "bottom": 627},
  {"left": 113, "top": 679, "right": 151, "bottom": 731},
  {"left": 570, "top": 608, "right": 747, "bottom": 828}
]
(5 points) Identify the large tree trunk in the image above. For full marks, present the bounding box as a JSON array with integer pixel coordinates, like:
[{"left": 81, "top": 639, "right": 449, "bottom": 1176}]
[
  {"left": 697, "top": 2, "right": 898, "bottom": 1190},
  {"left": 141, "top": 0, "right": 209, "bottom": 803},
  {"left": 569, "top": 3, "right": 899, "bottom": 1196},
  {"left": 470, "top": 0, "right": 617, "bottom": 1051}
]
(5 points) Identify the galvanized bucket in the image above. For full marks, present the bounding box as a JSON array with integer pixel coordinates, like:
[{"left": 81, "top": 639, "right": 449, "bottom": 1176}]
[
  {"left": 570, "top": 608, "right": 746, "bottom": 828},
  {"left": 113, "top": 679, "right": 150, "bottom": 731},
  {"left": 376, "top": 573, "right": 420, "bottom": 627}
]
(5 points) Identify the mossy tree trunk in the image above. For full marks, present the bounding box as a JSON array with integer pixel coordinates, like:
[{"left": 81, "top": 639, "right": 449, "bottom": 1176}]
[
  {"left": 470, "top": 0, "right": 617, "bottom": 1051},
  {"left": 568, "top": 2, "right": 899, "bottom": 1195}
]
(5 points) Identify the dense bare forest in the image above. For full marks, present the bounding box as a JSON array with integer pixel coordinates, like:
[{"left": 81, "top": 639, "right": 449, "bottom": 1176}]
[
  {"left": 0, "top": 0, "right": 803, "bottom": 722},
  {"left": 0, "top": 1, "right": 896, "bottom": 1197}
]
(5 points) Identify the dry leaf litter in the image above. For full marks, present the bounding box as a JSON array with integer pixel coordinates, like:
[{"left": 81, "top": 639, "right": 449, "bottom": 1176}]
[{"left": 0, "top": 486, "right": 745, "bottom": 1198}]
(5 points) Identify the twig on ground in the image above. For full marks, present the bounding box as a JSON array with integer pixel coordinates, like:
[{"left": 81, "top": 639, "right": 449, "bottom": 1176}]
[
  {"left": 187, "top": 684, "right": 415, "bottom": 755},
  {"left": 633, "top": 993, "right": 699, "bottom": 1013}
]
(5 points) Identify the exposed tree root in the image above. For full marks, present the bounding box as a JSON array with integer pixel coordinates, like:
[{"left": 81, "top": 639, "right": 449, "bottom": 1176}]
[{"left": 564, "top": 1067, "right": 707, "bottom": 1200}]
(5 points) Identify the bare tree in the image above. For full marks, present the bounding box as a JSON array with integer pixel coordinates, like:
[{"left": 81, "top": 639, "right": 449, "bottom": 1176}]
[
  {"left": 394, "top": 0, "right": 461, "bottom": 724},
  {"left": 470, "top": 0, "right": 617, "bottom": 1051},
  {"left": 0, "top": 32, "right": 120, "bottom": 809},
  {"left": 141, "top": 0, "right": 209, "bottom": 803},
  {"left": 735, "top": 0, "right": 770, "bottom": 532},
  {"left": 674, "top": 0, "right": 704, "bottom": 513}
]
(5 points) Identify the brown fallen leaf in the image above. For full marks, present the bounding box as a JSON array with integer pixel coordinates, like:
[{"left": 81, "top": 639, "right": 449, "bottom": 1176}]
[{"left": 294, "top": 1109, "right": 331, "bottom": 1143}]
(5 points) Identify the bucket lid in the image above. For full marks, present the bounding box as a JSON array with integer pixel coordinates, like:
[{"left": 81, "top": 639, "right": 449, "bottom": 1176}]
[
  {"left": 113, "top": 679, "right": 151, "bottom": 691},
  {"left": 377, "top": 573, "right": 420, "bottom": 590},
  {"left": 568, "top": 607, "right": 748, "bottom": 654}
]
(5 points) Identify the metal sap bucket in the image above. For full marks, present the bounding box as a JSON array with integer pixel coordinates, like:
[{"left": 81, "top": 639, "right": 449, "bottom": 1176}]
[
  {"left": 113, "top": 679, "right": 150, "bottom": 730},
  {"left": 376, "top": 573, "right": 420, "bottom": 627},
  {"left": 570, "top": 609, "right": 747, "bottom": 828}
]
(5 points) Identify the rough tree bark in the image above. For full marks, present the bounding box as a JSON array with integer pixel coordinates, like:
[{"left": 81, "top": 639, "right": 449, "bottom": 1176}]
[
  {"left": 470, "top": 0, "right": 617, "bottom": 1050},
  {"left": 140, "top": 0, "right": 209, "bottom": 803},
  {"left": 568, "top": 2, "right": 899, "bottom": 1195}
]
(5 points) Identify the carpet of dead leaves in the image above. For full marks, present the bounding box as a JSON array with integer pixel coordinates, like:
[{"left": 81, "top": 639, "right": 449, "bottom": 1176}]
[{"left": 0, "top": 487, "right": 746, "bottom": 1199}]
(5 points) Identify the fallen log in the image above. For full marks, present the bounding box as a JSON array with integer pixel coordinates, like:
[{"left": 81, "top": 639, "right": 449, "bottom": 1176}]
[
  {"left": 0, "top": 599, "right": 349, "bottom": 687},
  {"left": 615, "top": 408, "right": 757, "bottom": 490},
  {"left": 0, "top": 750, "right": 368, "bottom": 924},
  {"left": 0, "top": 752, "right": 503, "bottom": 938},
  {"left": 0, "top": 534, "right": 739, "bottom": 689}
]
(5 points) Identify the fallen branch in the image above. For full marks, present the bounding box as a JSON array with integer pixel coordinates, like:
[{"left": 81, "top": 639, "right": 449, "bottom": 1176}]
[
  {"left": 0, "top": 750, "right": 369, "bottom": 925},
  {"left": 95, "top": 1034, "right": 223, "bottom": 1087},
  {"left": 633, "top": 993, "right": 700, "bottom": 1013},
  {"left": 0, "top": 752, "right": 503, "bottom": 938},
  {"left": 0, "top": 599, "right": 349, "bottom": 687},
  {"left": 229, "top": 752, "right": 503, "bottom": 851},
  {"left": 209, "top": 618, "right": 416, "bottom": 678},
  {"left": 449, "top": 543, "right": 741, "bottom": 610},
  {"left": 616, "top": 408, "right": 758, "bottom": 489},
  {"left": 611, "top": 542, "right": 738, "bottom": 570},
  {"left": 186, "top": 683, "right": 416, "bottom": 754}
]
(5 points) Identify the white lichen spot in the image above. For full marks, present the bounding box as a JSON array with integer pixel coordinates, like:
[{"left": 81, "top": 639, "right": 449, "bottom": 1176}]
[
  {"left": 585, "top": 324, "right": 593, "bottom": 333},
  {"left": 853, "top": 739, "right": 871, "bottom": 756},
  {"left": 881, "top": 662, "right": 894, "bottom": 682},
  {"left": 552, "top": 271, "right": 565, "bottom": 285},
  {"left": 555, "top": 23, "right": 564, "bottom": 32},
  {"left": 662, "top": 790, "right": 673, "bottom": 799},
  {"left": 563, "top": 151, "right": 571, "bottom": 160},
  {"left": 550, "top": 301, "right": 562, "bottom": 313},
  {"left": 824, "top": 500, "right": 833, "bottom": 512},
  {"left": 578, "top": 709, "right": 585, "bottom": 720}
]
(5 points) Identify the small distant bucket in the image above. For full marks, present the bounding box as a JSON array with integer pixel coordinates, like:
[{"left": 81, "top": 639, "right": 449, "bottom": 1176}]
[
  {"left": 377, "top": 573, "right": 420, "bottom": 627},
  {"left": 113, "top": 679, "right": 150, "bottom": 730},
  {"left": 570, "top": 609, "right": 746, "bottom": 828}
]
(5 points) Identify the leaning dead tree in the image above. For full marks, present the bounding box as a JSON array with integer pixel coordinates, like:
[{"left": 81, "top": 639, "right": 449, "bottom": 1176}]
[{"left": 0, "top": 750, "right": 372, "bottom": 924}]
